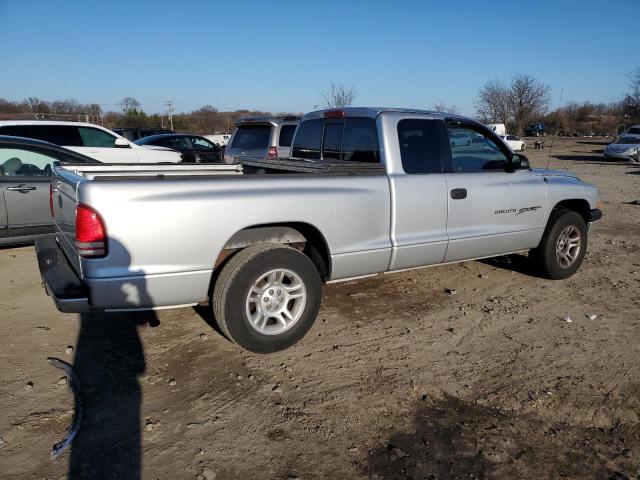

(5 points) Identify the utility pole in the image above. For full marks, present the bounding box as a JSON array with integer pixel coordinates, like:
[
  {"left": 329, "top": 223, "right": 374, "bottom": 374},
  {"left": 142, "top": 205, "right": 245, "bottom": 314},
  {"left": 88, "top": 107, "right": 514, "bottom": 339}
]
[{"left": 165, "top": 100, "right": 175, "bottom": 131}]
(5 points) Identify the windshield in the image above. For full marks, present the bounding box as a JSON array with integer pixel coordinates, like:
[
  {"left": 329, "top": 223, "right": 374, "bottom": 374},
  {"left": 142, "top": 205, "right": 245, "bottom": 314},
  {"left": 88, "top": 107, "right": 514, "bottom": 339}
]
[
  {"left": 614, "top": 136, "right": 640, "bottom": 145},
  {"left": 626, "top": 127, "right": 640, "bottom": 134},
  {"left": 230, "top": 125, "right": 271, "bottom": 149}
]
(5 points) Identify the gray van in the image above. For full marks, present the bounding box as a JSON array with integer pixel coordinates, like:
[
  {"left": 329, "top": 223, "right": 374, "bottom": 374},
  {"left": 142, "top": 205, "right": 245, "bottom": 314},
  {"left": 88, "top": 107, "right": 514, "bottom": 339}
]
[{"left": 225, "top": 116, "right": 299, "bottom": 163}]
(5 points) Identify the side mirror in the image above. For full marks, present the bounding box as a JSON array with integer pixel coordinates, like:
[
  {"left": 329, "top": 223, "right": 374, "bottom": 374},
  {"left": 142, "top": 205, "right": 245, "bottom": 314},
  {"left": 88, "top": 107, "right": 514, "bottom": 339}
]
[
  {"left": 114, "top": 137, "right": 131, "bottom": 148},
  {"left": 510, "top": 154, "right": 530, "bottom": 171}
]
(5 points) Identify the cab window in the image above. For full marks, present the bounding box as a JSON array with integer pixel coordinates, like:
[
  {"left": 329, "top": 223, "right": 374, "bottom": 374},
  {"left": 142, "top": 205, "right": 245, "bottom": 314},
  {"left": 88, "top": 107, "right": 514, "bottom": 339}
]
[
  {"left": 447, "top": 125, "right": 509, "bottom": 172},
  {"left": 341, "top": 118, "right": 379, "bottom": 163},
  {"left": 397, "top": 119, "right": 444, "bottom": 174},
  {"left": 291, "top": 119, "right": 323, "bottom": 160}
]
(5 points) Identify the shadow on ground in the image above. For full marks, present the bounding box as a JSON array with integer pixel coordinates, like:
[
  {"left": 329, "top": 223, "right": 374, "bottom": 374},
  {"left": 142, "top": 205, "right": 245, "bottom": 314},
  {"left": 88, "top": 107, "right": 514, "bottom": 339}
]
[
  {"left": 480, "top": 254, "right": 536, "bottom": 277},
  {"left": 365, "top": 395, "right": 639, "bottom": 480},
  {"left": 68, "top": 311, "right": 156, "bottom": 480}
]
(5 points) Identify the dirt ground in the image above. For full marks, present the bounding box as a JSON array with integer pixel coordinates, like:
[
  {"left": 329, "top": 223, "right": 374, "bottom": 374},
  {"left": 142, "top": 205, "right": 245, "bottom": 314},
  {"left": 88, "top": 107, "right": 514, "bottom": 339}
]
[{"left": 1, "top": 137, "right": 639, "bottom": 480}]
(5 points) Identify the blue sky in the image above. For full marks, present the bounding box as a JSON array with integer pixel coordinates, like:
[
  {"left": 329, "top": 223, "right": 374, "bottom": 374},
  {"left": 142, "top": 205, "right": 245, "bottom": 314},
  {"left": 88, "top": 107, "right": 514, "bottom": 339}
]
[{"left": 1, "top": 0, "right": 638, "bottom": 115}]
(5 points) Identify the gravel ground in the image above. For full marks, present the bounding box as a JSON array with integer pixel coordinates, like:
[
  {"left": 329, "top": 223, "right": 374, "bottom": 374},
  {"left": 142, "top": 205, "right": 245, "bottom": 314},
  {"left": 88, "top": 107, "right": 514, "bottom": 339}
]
[{"left": 0, "top": 137, "right": 639, "bottom": 480}]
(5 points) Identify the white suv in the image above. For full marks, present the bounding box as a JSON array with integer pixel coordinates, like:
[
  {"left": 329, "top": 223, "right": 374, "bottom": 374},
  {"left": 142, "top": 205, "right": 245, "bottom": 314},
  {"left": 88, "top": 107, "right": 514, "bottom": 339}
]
[{"left": 0, "top": 121, "right": 182, "bottom": 163}]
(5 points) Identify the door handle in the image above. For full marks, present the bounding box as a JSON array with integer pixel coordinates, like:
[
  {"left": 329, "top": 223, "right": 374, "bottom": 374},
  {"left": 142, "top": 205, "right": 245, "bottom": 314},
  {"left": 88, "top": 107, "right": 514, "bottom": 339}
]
[
  {"left": 450, "top": 188, "right": 467, "bottom": 200},
  {"left": 7, "top": 184, "right": 37, "bottom": 193}
]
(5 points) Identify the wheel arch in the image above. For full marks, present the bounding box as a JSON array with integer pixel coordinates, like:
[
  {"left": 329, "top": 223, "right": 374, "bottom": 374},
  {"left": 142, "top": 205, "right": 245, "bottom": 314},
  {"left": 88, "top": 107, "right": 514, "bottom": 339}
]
[
  {"left": 213, "top": 222, "right": 331, "bottom": 282},
  {"left": 551, "top": 199, "right": 591, "bottom": 225}
]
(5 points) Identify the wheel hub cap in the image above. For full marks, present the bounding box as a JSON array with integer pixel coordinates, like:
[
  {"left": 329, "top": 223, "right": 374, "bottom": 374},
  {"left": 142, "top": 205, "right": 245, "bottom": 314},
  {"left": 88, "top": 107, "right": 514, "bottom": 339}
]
[
  {"left": 246, "top": 269, "right": 307, "bottom": 335},
  {"left": 556, "top": 225, "right": 581, "bottom": 268}
]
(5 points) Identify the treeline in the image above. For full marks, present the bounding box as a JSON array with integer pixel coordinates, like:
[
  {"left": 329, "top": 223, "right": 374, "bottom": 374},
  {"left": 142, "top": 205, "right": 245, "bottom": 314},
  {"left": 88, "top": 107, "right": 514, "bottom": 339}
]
[
  {"left": 0, "top": 97, "right": 297, "bottom": 134},
  {"left": 475, "top": 68, "right": 640, "bottom": 135}
]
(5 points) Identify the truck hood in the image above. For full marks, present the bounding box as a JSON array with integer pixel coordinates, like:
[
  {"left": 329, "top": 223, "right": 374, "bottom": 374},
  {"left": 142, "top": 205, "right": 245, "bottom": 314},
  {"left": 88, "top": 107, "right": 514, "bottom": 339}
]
[{"left": 531, "top": 167, "right": 580, "bottom": 180}]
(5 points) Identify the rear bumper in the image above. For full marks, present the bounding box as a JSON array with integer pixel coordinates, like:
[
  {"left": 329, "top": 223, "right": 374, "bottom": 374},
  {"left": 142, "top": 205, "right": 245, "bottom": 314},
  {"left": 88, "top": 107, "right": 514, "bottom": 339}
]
[{"left": 35, "top": 237, "right": 91, "bottom": 313}]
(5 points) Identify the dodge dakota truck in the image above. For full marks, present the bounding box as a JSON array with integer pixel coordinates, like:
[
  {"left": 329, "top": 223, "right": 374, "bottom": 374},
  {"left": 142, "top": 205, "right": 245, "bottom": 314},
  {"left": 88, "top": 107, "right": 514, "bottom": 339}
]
[{"left": 36, "top": 108, "right": 602, "bottom": 353}]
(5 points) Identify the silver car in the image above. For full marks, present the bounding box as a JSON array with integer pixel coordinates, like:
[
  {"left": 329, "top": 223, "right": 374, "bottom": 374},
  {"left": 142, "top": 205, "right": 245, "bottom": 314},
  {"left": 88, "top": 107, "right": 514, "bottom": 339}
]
[
  {"left": 0, "top": 136, "right": 97, "bottom": 246},
  {"left": 603, "top": 136, "right": 640, "bottom": 163},
  {"left": 224, "top": 116, "right": 299, "bottom": 163}
]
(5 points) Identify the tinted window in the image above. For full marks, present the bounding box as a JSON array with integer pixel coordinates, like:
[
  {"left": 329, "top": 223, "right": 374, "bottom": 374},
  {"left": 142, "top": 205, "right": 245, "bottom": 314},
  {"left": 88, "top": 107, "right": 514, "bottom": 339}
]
[
  {"left": 0, "top": 147, "right": 56, "bottom": 177},
  {"left": 291, "top": 119, "right": 323, "bottom": 160},
  {"left": 77, "top": 127, "right": 116, "bottom": 148},
  {"left": 230, "top": 125, "right": 271, "bottom": 149},
  {"left": 627, "top": 127, "right": 640, "bottom": 134},
  {"left": 447, "top": 125, "right": 509, "bottom": 173},
  {"left": 506, "top": 135, "right": 519, "bottom": 141},
  {"left": 162, "top": 137, "right": 191, "bottom": 150},
  {"left": 29, "top": 125, "right": 81, "bottom": 146},
  {"left": 397, "top": 119, "right": 444, "bottom": 174},
  {"left": 341, "top": 118, "right": 379, "bottom": 163},
  {"left": 0, "top": 125, "right": 31, "bottom": 137},
  {"left": 322, "top": 121, "right": 344, "bottom": 160},
  {"left": 278, "top": 125, "right": 297, "bottom": 147}
]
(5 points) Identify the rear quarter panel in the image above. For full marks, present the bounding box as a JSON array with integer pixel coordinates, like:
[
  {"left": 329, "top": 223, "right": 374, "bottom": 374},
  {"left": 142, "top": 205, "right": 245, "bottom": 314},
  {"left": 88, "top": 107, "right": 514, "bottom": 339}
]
[{"left": 79, "top": 174, "right": 391, "bottom": 307}]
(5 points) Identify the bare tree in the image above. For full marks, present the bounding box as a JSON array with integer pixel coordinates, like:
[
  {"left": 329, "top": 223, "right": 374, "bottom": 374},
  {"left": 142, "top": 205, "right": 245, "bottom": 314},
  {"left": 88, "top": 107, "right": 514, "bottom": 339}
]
[
  {"left": 120, "top": 96, "right": 141, "bottom": 115},
  {"left": 475, "top": 75, "right": 551, "bottom": 133},
  {"left": 321, "top": 82, "right": 357, "bottom": 109},
  {"left": 433, "top": 100, "right": 459, "bottom": 114},
  {"left": 623, "top": 67, "right": 640, "bottom": 118},
  {"left": 508, "top": 74, "right": 551, "bottom": 134},
  {"left": 474, "top": 78, "right": 511, "bottom": 127}
]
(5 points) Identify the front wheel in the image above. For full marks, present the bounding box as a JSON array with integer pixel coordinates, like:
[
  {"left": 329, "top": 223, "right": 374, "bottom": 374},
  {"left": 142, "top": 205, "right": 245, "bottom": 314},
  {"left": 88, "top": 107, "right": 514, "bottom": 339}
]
[
  {"left": 212, "top": 244, "right": 322, "bottom": 353},
  {"left": 529, "top": 210, "right": 587, "bottom": 279}
]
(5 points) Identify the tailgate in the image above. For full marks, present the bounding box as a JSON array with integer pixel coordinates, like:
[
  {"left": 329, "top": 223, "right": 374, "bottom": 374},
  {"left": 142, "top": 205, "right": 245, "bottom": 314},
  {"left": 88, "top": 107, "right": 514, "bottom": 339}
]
[{"left": 51, "top": 167, "right": 83, "bottom": 277}]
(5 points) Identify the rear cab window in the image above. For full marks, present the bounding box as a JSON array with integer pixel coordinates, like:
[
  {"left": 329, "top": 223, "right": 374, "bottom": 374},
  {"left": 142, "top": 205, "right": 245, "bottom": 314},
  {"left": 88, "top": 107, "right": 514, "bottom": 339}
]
[
  {"left": 230, "top": 125, "right": 272, "bottom": 149},
  {"left": 291, "top": 116, "right": 380, "bottom": 163}
]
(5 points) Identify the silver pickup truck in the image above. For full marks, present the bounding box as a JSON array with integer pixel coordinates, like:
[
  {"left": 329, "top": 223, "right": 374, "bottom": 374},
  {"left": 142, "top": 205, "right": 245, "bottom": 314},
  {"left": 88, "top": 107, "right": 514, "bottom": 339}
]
[{"left": 36, "top": 108, "right": 602, "bottom": 353}]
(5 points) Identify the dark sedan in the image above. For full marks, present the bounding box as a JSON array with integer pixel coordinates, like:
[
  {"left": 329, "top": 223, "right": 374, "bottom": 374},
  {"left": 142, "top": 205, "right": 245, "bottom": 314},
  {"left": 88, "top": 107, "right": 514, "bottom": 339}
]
[
  {"left": 134, "top": 134, "right": 224, "bottom": 163},
  {"left": 0, "top": 135, "right": 98, "bottom": 246}
]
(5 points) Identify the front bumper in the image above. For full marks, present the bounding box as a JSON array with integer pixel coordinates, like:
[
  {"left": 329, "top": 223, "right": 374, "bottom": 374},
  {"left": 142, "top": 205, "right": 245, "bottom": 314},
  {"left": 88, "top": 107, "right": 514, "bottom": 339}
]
[
  {"left": 603, "top": 151, "right": 639, "bottom": 162},
  {"left": 35, "top": 236, "right": 90, "bottom": 313}
]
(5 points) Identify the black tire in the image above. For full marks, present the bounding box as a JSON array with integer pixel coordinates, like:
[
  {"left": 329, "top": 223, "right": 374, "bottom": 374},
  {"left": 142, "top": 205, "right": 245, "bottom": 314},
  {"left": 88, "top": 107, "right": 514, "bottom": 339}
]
[
  {"left": 529, "top": 209, "right": 587, "bottom": 279},
  {"left": 212, "top": 244, "right": 322, "bottom": 353}
]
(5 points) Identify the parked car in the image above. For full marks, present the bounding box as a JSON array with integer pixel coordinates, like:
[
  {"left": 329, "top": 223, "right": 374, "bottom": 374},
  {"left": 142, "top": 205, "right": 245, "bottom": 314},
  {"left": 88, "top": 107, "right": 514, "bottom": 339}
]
[
  {"left": 499, "top": 134, "right": 526, "bottom": 152},
  {"left": 37, "top": 107, "right": 601, "bottom": 354},
  {"left": 603, "top": 136, "right": 640, "bottom": 163},
  {"left": 524, "top": 123, "right": 547, "bottom": 137},
  {"left": 0, "top": 121, "right": 182, "bottom": 163},
  {"left": 623, "top": 125, "right": 640, "bottom": 138},
  {"left": 112, "top": 127, "right": 174, "bottom": 141},
  {"left": 225, "top": 116, "right": 299, "bottom": 163},
  {"left": 448, "top": 131, "right": 471, "bottom": 147},
  {"left": 0, "top": 136, "right": 98, "bottom": 246},
  {"left": 134, "top": 134, "right": 224, "bottom": 163}
]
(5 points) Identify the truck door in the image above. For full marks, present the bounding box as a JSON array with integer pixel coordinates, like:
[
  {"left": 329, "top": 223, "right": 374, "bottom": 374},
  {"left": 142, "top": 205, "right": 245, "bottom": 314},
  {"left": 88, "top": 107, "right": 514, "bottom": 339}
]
[
  {"left": 443, "top": 123, "right": 546, "bottom": 262},
  {"left": 387, "top": 118, "right": 449, "bottom": 270},
  {"left": 0, "top": 147, "right": 56, "bottom": 238}
]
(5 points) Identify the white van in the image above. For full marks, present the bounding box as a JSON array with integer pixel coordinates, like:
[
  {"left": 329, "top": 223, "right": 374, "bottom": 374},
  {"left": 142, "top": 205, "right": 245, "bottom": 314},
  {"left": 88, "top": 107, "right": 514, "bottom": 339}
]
[{"left": 486, "top": 123, "right": 506, "bottom": 136}]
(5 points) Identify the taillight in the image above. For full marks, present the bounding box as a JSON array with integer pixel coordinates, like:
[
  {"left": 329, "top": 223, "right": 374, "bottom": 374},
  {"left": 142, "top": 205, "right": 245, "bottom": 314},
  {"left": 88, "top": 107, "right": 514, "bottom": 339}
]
[
  {"left": 75, "top": 204, "right": 107, "bottom": 257},
  {"left": 268, "top": 146, "right": 278, "bottom": 159},
  {"left": 49, "top": 184, "right": 54, "bottom": 218}
]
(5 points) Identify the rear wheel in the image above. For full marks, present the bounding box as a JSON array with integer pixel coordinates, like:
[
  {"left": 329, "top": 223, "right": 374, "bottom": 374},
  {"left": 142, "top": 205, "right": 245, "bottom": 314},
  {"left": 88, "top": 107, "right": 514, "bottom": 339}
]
[
  {"left": 212, "top": 244, "right": 322, "bottom": 353},
  {"left": 529, "top": 210, "right": 587, "bottom": 279}
]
